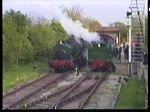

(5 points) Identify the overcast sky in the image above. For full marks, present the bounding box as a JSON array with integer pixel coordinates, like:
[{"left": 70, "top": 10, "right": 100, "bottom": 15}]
[{"left": 3, "top": 0, "right": 148, "bottom": 26}]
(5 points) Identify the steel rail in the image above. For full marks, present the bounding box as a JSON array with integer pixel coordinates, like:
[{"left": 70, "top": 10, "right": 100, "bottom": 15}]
[
  {"left": 49, "top": 72, "right": 92, "bottom": 109},
  {"left": 4, "top": 72, "right": 70, "bottom": 109},
  {"left": 76, "top": 72, "right": 108, "bottom": 109},
  {"left": 25, "top": 77, "right": 83, "bottom": 108},
  {"left": 55, "top": 80, "right": 98, "bottom": 109},
  {"left": 3, "top": 73, "right": 52, "bottom": 98}
]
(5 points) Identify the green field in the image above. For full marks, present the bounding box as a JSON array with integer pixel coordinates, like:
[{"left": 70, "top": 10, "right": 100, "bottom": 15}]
[
  {"left": 3, "top": 61, "right": 50, "bottom": 95},
  {"left": 115, "top": 78, "right": 145, "bottom": 109}
]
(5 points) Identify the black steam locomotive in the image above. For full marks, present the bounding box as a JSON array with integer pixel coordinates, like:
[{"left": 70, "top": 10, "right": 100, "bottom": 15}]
[{"left": 49, "top": 35, "right": 89, "bottom": 72}]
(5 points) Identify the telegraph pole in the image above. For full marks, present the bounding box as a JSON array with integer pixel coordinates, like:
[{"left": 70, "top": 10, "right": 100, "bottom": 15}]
[
  {"left": 129, "top": 13, "right": 132, "bottom": 77},
  {"left": 126, "top": 10, "right": 132, "bottom": 77}
]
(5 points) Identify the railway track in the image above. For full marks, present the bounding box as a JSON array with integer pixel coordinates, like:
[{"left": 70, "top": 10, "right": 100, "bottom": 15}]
[
  {"left": 53, "top": 72, "right": 108, "bottom": 109},
  {"left": 24, "top": 72, "right": 92, "bottom": 109},
  {"left": 3, "top": 73, "right": 51, "bottom": 98},
  {"left": 83, "top": 75, "right": 120, "bottom": 109},
  {"left": 3, "top": 71, "right": 109, "bottom": 109},
  {"left": 20, "top": 72, "right": 108, "bottom": 109},
  {"left": 3, "top": 72, "right": 71, "bottom": 109}
]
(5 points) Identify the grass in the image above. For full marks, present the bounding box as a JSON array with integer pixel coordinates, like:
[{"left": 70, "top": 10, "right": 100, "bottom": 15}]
[
  {"left": 3, "top": 61, "right": 51, "bottom": 95},
  {"left": 115, "top": 78, "right": 145, "bottom": 109}
]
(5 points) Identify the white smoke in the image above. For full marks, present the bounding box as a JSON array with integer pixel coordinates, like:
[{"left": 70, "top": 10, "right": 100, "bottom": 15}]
[{"left": 53, "top": 7, "right": 103, "bottom": 43}]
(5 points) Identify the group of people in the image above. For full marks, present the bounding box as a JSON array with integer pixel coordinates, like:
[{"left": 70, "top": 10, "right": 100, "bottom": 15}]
[
  {"left": 111, "top": 43, "right": 129, "bottom": 62},
  {"left": 111, "top": 42, "right": 148, "bottom": 64}
]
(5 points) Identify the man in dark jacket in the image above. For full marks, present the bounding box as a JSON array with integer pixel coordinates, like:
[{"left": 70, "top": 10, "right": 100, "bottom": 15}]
[
  {"left": 124, "top": 45, "right": 129, "bottom": 60},
  {"left": 143, "top": 52, "right": 148, "bottom": 65},
  {"left": 118, "top": 46, "right": 122, "bottom": 62}
]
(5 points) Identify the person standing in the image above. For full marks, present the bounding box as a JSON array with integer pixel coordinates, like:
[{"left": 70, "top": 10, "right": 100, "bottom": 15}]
[
  {"left": 142, "top": 50, "right": 148, "bottom": 65},
  {"left": 75, "top": 66, "right": 79, "bottom": 76},
  {"left": 118, "top": 45, "right": 122, "bottom": 62},
  {"left": 124, "top": 44, "right": 128, "bottom": 60},
  {"left": 116, "top": 45, "right": 121, "bottom": 62},
  {"left": 122, "top": 43, "right": 126, "bottom": 59}
]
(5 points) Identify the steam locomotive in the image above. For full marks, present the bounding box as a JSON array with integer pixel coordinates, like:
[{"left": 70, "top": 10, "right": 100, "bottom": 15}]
[
  {"left": 49, "top": 35, "right": 89, "bottom": 72},
  {"left": 88, "top": 42, "right": 115, "bottom": 72},
  {"left": 49, "top": 35, "right": 115, "bottom": 72}
]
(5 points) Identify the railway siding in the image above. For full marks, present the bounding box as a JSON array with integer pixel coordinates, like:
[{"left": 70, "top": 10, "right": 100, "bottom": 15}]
[
  {"left": 83, "top": 74, "right": 122, "bottom": 109},
  {"left": 3, "top": 72, "right": 71, "bottom": 109},
  {"left": 3, "top": 72, "right": 127, "bottom": 109}
]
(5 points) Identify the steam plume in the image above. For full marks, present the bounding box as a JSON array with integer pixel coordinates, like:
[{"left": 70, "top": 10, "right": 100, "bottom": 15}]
[{"left": 53, "top": 7, "right": 103, "bottom": 43}]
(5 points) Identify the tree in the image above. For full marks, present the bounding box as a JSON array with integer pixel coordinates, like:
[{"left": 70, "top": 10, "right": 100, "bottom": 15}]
[
  {"left": 131, "top": 17, "right": 143, "bottom": 36},
  {"left": 27, "top": 20, "right": 69, "bottom": 61},
  {"left": 5, "top": 9, "right": 32, "bottom": 35},
  {"left": 28, "top": 24, "right": 53, "bottom": 61},
  {"left": 131, "top": 16, "right": 147, "bottom": 53},
  {"left": 82, "top": 17, "right": 102, "bottom": 32},
  {"left": 62, "top": 5, "right": 83, "bottom": 21},
  {"left": 49, "top": 21, "right": 69, "bottom": 42},
  {"left": 110, "top": 22, "right": 128, "bottom": 43},
  {"left": 63, "top": 5, "right": 102, "bottom": 32},
  {"left": 144, "top": 16, "right": 148, "bottom": 53},
  {"left": 3, "top": 9, "right": 34, "bottom": 67},
  {"left": 3, "top": 16, "right": 19, "bottom": 66}
]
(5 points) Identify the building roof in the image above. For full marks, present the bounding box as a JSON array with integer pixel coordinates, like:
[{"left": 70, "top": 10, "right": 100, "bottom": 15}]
[{"left": 94, "top": 27, "right": 120, "bottom": 33}]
